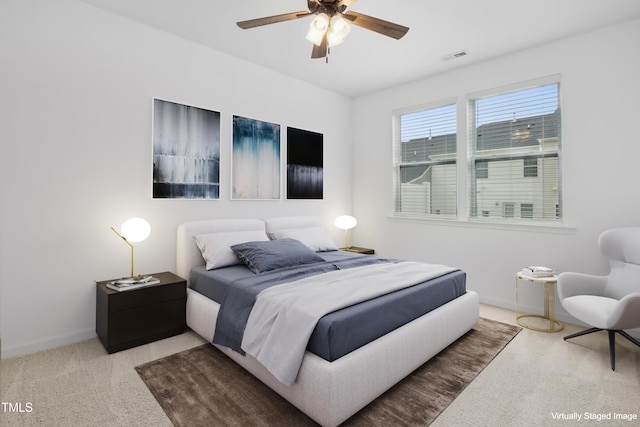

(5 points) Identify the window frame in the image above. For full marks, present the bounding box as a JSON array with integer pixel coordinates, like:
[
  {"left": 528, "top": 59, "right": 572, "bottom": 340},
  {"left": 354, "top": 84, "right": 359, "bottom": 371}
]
[
  {"left": 467, "top": 77, "right": 563, "bottom": 224},
  {"left": 392, "top": 99, "right": 458, "bottom": 219},
  {"left": 390, "top": 75, "right": 567, "bottom": 231}
]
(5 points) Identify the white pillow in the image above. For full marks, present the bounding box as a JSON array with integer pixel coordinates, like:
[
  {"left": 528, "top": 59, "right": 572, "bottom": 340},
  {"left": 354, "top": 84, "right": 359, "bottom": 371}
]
[
  {"left": 195, "top": 230, "right": 269, "bottom": 270},
  {"left": 269, "top": 227, "right": 338, "bottom": 252}
]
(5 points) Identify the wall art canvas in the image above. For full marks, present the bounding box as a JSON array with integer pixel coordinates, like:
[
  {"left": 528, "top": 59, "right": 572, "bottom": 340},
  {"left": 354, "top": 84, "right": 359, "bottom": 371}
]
[
  {"left": 232, "top": 115, "right": 281, "bottom": 200},
  {"left": 287, "top": 127, "right": 323, "bottom": 199},
  {"left": 152, "top": 99, "right": 220, "bottom": 199}
]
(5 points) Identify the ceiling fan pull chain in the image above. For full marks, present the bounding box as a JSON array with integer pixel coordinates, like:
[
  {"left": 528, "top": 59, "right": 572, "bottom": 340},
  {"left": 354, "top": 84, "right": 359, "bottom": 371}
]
[{"left": 326, "top": 47, "right": 330, "bottom": 64}]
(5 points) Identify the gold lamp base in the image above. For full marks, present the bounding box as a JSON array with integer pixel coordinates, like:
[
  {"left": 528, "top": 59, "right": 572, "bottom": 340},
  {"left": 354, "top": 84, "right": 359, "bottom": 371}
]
[{"left": 111, "top": 226, "right": 137, "bottom": 279}]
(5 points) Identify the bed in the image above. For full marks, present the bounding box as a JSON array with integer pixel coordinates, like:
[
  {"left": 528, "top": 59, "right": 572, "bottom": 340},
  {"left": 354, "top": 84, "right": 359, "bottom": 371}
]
[{"left": 177, "top": 216, "right": 479, "bottom": 427}]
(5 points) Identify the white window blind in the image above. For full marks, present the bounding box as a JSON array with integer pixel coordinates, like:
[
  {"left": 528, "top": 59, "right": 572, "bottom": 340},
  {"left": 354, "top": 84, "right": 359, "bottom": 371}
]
[
  {"left": 393, "top": 103, "right": 457, "bottom": 218},
  {"left": 468, "top": 83, "right": 562, "bottom": 221}
]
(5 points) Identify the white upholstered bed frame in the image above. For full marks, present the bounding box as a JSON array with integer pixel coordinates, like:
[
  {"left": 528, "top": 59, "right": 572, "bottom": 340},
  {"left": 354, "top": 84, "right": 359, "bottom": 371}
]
[{"left": 177, "top": 217, "right": 479, "bottom": 427}]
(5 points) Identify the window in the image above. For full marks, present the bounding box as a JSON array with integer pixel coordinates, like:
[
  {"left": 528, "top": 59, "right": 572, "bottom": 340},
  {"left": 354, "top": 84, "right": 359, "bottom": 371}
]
[
  {"left": 523, "top": 158, "right": 538, "bottom": 178},
  {"left": 468, "top": 82, "right": 562, "bottom": 221},
  {"left": 503, "top": 202, "right": 515, "bottom": 218},
  {"left": 476, "top": 161, "right": 488, "bottom": 179},
  {"left": 521, "top": 203, "right": 534, "bottom": 218},
  {"left": 393, "top": 103, "right": 457, "bottom": 218}
]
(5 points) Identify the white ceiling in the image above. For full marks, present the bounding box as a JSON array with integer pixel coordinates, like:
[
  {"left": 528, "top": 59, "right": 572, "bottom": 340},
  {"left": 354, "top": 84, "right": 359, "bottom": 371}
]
[{"left": 80, "top": 0, "right": 640, "bottom": 98}]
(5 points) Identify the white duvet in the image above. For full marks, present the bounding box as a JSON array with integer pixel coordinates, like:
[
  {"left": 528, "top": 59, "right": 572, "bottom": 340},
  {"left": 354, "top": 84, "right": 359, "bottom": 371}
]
[{"left": 241, "top": 261, "right": 456, "bottom": 385}]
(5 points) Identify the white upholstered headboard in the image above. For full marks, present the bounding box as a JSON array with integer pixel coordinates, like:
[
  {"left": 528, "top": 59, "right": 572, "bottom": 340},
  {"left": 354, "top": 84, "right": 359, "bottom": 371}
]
[
  {"left": 176, "top": 218, "right": 266, "bottom": 284},
  {"left": 264, "top": 216, "right": 323, "bottom": 236},
  {"left": 176, "top": 216, "right": 325, "bottom": 285}
]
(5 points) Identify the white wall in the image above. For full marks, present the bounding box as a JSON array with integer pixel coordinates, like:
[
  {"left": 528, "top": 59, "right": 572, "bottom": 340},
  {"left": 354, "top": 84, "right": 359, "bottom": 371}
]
[
  {"left": 0, "top": 0, "right": 354, "bottom": 357},
  {"left": 2, "top": 3, "right": 638, "bottom": 359},
  {"left": 352, "top": 19, "right": 640, "bottom": 326}
]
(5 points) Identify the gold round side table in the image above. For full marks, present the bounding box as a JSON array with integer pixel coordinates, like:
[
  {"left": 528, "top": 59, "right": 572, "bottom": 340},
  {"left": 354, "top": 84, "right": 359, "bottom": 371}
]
[{"left": 515, "top": 272, "right": 563, "bottom": 332}]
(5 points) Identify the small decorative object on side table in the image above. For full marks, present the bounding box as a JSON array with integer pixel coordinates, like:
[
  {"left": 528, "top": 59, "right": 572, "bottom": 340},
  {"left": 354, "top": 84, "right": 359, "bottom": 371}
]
[
  {"left": 96, "top": 271, "right": 186, "bottom": 353},
  {"left": 341, "top": 246, "right": 375, "bottom": 255},
  {"left": 105, "top": 275, "right": 160, "bottom": 292},
  {"left": 515, "top": 269, "right": 563, "bottom": 332}
]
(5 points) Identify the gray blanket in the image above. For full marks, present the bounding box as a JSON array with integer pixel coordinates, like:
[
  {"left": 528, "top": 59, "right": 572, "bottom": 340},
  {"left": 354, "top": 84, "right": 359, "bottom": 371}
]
[
  {"left": 212, "top": 256, "right": 395, "bottom": 353},
  {"left": 241, "top": 261, "right": 456, "bottom": 385}
]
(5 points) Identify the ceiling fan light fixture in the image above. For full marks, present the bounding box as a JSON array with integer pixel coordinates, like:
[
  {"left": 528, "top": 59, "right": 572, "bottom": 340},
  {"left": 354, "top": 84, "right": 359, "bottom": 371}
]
[
  {"left": 327, "top": 14, "right": 350, "bottom": 47},
  {"left": 307, "top": 13, "right": 350, "bottom": 48},
  {"left": 306, "top": 13, "right": 330, "bottom": 46},
  {"left": 330, "top": 14, "right": 349, "bottom": 37},
  {"left": 326, "top": 28, "right": 345, "bottom": 47},
  {"left": 306, "top": 26, "right": 325, "bottom": 45},
  {"left": 311, "top": 13, "right": 330, "bottom": 32}
]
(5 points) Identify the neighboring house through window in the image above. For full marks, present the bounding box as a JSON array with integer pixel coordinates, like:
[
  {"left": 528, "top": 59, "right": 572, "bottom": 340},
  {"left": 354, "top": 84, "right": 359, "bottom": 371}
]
[
  {"left": 393, "top": 102, "right": 457, "bottom": 218},
  {"left": 469, "top": 81, "right": 562, "bottom": 221}
]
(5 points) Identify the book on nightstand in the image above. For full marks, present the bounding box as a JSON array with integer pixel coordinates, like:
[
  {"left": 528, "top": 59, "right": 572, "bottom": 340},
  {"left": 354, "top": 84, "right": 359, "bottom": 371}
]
[
  {"left": 520, "top": 266, "right": 556, "bottom": 278},
  {"left": 106, "top": 276, "right": 160, "bottom": 292}
]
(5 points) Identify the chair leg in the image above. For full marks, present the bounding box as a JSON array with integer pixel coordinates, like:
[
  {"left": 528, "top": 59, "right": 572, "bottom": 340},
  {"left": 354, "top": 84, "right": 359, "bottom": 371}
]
[
  {"left": 564, "top": 328, "right": 640, "bottom": 371},
  {"left": 618, "top": 330, "right": 640, "bottom": 348},
  {"left": 608, "top": 330, "right": 616, "bottom": 371},
  {"left": 563, "top": 327, "right": 601, "bottom": 341}
]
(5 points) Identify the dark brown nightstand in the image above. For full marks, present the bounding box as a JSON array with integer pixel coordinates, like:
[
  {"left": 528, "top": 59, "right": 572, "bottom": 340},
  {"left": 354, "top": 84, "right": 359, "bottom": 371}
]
[
  {"left": 96, "top": 271, "right": 186, "bottom": 354},
  {"left": 340, "top": 246, "right": 375, "bottom": 255}
]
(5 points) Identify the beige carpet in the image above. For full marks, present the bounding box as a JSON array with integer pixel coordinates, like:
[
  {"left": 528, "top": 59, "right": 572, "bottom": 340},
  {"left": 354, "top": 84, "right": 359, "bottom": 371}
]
[{"left": 135, "top": 318, "right": 520, "bottom": 426}]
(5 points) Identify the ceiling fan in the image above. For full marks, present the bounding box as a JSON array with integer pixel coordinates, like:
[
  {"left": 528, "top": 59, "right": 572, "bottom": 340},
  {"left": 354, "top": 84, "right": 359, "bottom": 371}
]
[{"left": 236, "top": 0, "right": 409, "bottom": 59}]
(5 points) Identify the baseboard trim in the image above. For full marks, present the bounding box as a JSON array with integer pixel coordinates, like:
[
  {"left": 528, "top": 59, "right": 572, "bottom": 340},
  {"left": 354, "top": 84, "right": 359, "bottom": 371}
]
[
  {"left": 478, "top": 295, "right": 578, "bottom": 326},
  {"left": 2, "top": 328, "right": 97, "bottom": 359}
]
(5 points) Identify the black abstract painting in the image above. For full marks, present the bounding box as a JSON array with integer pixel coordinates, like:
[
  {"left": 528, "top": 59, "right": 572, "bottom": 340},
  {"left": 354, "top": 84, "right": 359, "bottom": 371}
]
[{"left": 287, "top": 127, "right": 323, "bottom": 199}]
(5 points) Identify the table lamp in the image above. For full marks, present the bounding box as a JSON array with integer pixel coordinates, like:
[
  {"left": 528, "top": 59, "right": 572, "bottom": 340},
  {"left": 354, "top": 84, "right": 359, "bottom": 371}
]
[
  {"left": 111, "top": 217, "right": 150, "bottom": 279},
  {"left": 334, "top": 215, "right": 357, "bottom": 249}
]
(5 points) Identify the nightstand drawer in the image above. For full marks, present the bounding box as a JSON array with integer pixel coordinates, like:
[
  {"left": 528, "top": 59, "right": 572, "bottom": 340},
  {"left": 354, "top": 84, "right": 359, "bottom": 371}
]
[
  {"left": 108, "top": 299, "right": 186, "bottom": 348},
  {"left": 105, "top": 281, "right": 185, "bottom": 312}
]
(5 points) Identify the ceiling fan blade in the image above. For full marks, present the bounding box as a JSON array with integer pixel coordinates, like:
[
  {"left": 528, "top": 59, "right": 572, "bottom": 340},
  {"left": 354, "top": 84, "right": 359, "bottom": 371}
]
[
  {"left": 343, "top": 11, "right": 409, "bottom": 39},
  {"left": 311, "top": 33, "right": 328, "bottom": 59},
  {"left": 237, "top": 11, "right": 311, "bottom": 29}
]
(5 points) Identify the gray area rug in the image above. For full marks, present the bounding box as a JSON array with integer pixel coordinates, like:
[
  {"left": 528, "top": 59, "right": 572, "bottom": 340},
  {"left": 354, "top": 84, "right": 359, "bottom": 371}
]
[{"left": 136, "top": 318, "right": 520, "bottom": 426}]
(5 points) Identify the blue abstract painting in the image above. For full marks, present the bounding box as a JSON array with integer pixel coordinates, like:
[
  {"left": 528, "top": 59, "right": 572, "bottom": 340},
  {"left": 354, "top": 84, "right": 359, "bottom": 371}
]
[
  {"left": 232, "top": 116, "right": 281, "bottom": 199},
  {"left": 153, "top": 99, "right": 220, "bottom": 199}
]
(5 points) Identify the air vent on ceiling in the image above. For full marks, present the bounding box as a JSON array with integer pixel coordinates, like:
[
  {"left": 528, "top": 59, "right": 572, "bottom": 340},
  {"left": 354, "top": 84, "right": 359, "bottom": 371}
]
[{"left": 440, "top": 50, "right": 469, "bottom": 62}]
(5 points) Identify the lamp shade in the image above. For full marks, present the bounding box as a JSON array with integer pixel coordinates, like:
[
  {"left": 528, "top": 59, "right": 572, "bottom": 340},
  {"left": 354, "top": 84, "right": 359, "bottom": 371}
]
[
  {"left": 120, "top": 218, "right": 150, "bottom": 243},
  {"left": 311, "top": 13, "right": 330, "bottom": 32},
  {"left": 334, "top": 215, "right": 357, "bottom": 230},
  {"left": 330, "top": 14, "right": 350, "bottom": 38},
  {"left": 306, "top": 13, "right": 330, "bottom": 46},
  {"left": 326, "top": 29, "right": 345, "bottom": 47},
  {"left": 305, "top": 27, "right": 325, "bottom": 45}
]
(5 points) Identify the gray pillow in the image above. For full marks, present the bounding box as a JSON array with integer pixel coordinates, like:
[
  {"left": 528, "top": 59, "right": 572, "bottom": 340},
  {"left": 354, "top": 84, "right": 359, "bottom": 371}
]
[{"left": 231, "top": 238, "right": 324, "bottom": 274}]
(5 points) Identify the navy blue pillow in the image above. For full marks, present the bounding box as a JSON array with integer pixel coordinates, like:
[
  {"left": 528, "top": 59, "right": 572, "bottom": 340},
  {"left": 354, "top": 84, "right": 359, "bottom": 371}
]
[{"left": 231, "top": 238, "right": 324, "bottom": 274}]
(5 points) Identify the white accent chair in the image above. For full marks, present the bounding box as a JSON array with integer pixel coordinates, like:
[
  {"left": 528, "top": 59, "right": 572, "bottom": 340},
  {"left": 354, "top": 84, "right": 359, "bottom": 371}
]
[{"left": 557, "top": 227, "right": 640, "bottom": 370}]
